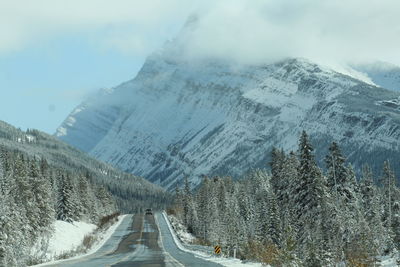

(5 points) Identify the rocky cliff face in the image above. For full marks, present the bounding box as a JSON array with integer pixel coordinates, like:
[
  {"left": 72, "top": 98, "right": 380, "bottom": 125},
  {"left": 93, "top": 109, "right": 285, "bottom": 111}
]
[{"left": 56, "top": 52, "right": 400, "bottom": 190}]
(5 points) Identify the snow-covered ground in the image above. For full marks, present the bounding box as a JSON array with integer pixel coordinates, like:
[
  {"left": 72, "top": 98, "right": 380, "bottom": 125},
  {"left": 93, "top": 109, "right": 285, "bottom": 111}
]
[
  {"left": 33, "top": 215, "right": 126, "bottom": 266},
  {"left": 163, "top": 212, "right": 264, "bottom": 267},
  {"left": 45, "top": 220, "right": 96, "bottom": 259},
  {"left": 378, "top": 255, "right": 400, "bottom": 267}
]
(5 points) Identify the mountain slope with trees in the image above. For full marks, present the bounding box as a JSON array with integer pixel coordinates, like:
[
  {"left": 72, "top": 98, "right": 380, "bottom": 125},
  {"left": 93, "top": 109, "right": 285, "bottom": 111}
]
[
  {"left": 171, "top": 131, "right": 400, "bottom": 266},
  {"left": 0, "top": 120, "right": 169, "bottom": 212},
  {"left": 0, "top": 120, "right": 170, "bottom": 266}
]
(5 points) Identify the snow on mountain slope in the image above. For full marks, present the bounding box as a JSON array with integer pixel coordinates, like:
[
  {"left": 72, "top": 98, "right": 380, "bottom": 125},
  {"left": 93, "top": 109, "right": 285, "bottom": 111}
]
[
  {"left": 56, "top": 53, "right": 400, "bottom": 190},
  {"left": 352, "top": 61, "right": 400, "bottom": 91},
  {"left": 56, "top": 88, "right": 121, "bottom": 152}
]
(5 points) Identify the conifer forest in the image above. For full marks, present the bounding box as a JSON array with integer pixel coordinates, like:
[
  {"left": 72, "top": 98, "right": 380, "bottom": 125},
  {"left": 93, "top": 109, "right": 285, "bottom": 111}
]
[
  {"left": 0, "top": 121, "right": 170, "bottom": 266},
  {"left": 172, "top": 131, "right": 400, "bottom": 266}
]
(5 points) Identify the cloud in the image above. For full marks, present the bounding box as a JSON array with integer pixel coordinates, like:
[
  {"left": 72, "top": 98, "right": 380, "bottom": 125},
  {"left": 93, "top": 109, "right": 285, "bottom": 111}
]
[
  {"left": 177, "top": 0, "right": 400, "bottom": 66},
  {"left": 1, "top": 0, "right": 400, "bottom": 66},
  {"left": 0, "top": 0, "right": 201, "bottom": 54}
]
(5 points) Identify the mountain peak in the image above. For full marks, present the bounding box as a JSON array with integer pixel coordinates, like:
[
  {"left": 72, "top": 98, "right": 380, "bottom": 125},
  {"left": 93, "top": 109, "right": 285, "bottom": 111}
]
[{"left": 56, "top": 52, "right": 400, "bottom": 190}]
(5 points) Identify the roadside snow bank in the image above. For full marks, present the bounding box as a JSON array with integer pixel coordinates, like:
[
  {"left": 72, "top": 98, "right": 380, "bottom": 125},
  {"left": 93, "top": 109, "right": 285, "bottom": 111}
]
[
  {"left": 163, "top": 212, "right": 264, "bottom": 267},
  {"left": 33, "top": 215, "right": 127, "bottom": 266},
  {"left": 46, "top": 220, "right": 96, "bottom": 258},
  {"left": 167, "top": 214, "right": 196, "bottom": 244},
  {"left": 83, "top": 214, "right": 127, "bottom": 255},
  {"left": 378, "top": 255, "right": 400, "bottom": 267}
]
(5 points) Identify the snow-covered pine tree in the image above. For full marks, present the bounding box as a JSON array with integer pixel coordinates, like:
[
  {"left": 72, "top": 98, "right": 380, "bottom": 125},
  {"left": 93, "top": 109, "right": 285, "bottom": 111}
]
[
  {"left": 96, "top": 185, "right": 116, "bottom": 217},
  {"left": 26, "top": 160, "right": 42, "bottom": 238},
  {"left": 279, "top": 151, "right": 299, "bottom": 243},
  {"left": 195, "top": 176, "right": 212, "bottom": 240},
  {"left": 0, "top": 165, "right": 27, "bottom": 266},
  {"left": 392, "top": 201, "right": 400, "bottom": 250},
  {"left": 237, "top": 182, "right": 255, "bottom": 242},
  {"left": 324, "top": 142, "right": 362, "bottom": 254},
  {"left": 214, "top": 177, "right": 228, "bottom": 246},
  {"left": 57, "top": 173, "right": 75, "bottom": 223},
  {"left": 379, "top": 160, "right": 396, "bottom": 229},
  {"left": 247, "top": 170, "right": 270, "bottom": 244},
  {"left": 293, "top": 131, "right": 329, "bottom": 256},
  {"left": 76, "top": 175, "right": 91, "bottom": 221},
  {"left": 270, "top": 147, "right": 286, "bottom": 194},
  {"left": 265, "top": 187, "right": 282, "bottom": 246},
  {"left": 325, "top": 142, "right": 347, "bottom": 190},
  {"left": 182, "top": 177, "right": 190, "bottom": 225},
  {"left": 325, "top": 142, "right": 355, "bottom": 207},
  {"left": 182, "top": 177, "right": 194, "bottom": 231},
  {"left": 0, "top": 170, "right": 9, "bottom": 266},
  {"left": 224, "top": 182, "right": 245, "bottom": 253},
  {"left": 359, "top": 164, "right": 387, "bottom": 254},
  {"left": 379, "top": 161, "right": 400, "bottom": 252},
  {"left": 32, "top": 164, "right": 55, "bottom": 235},
  {"left": 12, "top": 154, "right": 35, "bottom": 245}
]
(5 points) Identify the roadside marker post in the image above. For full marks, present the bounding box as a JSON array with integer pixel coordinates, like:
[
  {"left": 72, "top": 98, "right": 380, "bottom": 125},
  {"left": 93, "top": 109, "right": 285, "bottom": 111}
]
[{"left": 214, "top": 245, "right": 221, "bottom": 255}]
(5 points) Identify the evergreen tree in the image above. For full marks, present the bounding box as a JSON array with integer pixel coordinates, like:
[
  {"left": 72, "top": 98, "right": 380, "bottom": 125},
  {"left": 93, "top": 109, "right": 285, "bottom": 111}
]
[
  {"left": 33, "top": 168, "right": 55, "bottom": 234},
  {"left": 325, "top": 142, "right": 347, "bottom": 190},
  {"left": 359, "top": 164, "right": 387, "bottom": 254},
  {"left": 182, "top": 177, "right": 194, "bottom": 232},
  {"left": 270, "top": 147, "right": 286, "bottom": 194},
  {"left": 293, "top": 131, "right": 329, "bottom": 252},
  {"left": 265, "top": 188, "right": 281, "bottom": 246},
  {"left": 380, "top": 160, "right": 396, "bottom": 229},
  {"left": 57, "top": 173, "right": 75, "bottom": 223},
  {"left": 196, "top": 177, "right": 212, "bottom": 240},
  {"left": 391, "top": 201, "right": 400, "bottom": 250},
  {"left": 280, "top": 151, "right": 299, "bottom": 241}
]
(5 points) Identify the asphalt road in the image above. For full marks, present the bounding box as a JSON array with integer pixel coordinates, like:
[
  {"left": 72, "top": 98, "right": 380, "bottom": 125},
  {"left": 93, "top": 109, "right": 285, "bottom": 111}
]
[{"left": 41, "top": 213, "right": 222, "bottom": 267}]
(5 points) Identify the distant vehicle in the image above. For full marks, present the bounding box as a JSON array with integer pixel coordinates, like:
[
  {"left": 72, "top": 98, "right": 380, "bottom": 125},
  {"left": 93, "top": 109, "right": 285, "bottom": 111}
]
[{"left": 145, "top": 208, "right": 153, "bottom": 215}]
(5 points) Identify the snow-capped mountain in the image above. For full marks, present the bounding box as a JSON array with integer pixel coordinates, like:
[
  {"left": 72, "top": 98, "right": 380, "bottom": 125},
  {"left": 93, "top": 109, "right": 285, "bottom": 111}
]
[{"left": 56, "top": 50, "right": 400, "bottom": 190}]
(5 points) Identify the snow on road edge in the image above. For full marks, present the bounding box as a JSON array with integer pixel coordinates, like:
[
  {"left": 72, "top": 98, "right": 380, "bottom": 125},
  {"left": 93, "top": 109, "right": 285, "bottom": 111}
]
[
  {"left": 162, "top": 212, "right": 263, "bottom": 267},
  {"left": 34, "top": 214, "right": 127, "bottom": 266},
  {"left": 83, "top": 214, "right": 128, "bottom": 255}
]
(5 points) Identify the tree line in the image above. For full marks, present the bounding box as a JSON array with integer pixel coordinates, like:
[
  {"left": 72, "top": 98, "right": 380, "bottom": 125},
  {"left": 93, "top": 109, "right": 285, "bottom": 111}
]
[
  {"left": 0, "top": 148, "right": 116, "bottom": 266},
  {"left": 172, "top": 131, "right": 400, "bottom": 266},
  {"left": 0, "top": 121, "right": 170, "bottom": 213},
  {"left": 0, "top": 120, "right": 171, "bottom": 266}
]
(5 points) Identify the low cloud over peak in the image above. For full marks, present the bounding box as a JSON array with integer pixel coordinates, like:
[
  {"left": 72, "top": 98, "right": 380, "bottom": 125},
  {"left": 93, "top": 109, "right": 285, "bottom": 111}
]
[
  {"left": 175, "top": 0, "right": 400, "bottom": 67},
  {"left": 1, "top": 0, "right": 399, "bottom": 67}
]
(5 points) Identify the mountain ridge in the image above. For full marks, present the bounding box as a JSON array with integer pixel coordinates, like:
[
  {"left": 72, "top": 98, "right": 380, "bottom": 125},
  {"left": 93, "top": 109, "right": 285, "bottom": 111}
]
[
  {"left": 0, "top": 119, "right": 168, "bottom": 211},
  {"left": 56, "top": 54, "right": 400, "bottom": 190}
]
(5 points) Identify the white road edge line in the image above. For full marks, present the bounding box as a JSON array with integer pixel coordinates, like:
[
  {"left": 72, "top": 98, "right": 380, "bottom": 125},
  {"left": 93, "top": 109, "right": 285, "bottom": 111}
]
[
  {"left": 161, "top": 211, "right": 200, "bottom": 255},
  {"left": 155, "top": 213, "right": 185, "bottom": 267}
]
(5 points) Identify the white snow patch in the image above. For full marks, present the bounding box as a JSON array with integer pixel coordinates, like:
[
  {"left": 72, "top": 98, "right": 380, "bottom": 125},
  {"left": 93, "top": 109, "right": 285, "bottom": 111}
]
[
  {"left": 328, "top": 63, "right": 377, "bottom": 86},
  {"left": 377, "top": 254, "right": 400, "bottom": 267},
  {"left": 243, "top": 77, "right": 298, "bottom": 108},
  {"left": 34, "top": 215, "right": 127, "bottom": 266},
  {"left": 71, "top": 107, "right": 85, "bottom": 116},
  {"left": 46, "top": 220, "right": 96, "bottom": 258},
  {"left": 55, "top": 127, "right": 67, "bottom": 137},
  {"left": 65, "top": 116, "right": 77, "bottom": 127},
  {"left": 26, "top": 134, "right": 35, "bottom": 142},
  {"left": 167, "top": 215, "right": 196, "bottom": 244}
]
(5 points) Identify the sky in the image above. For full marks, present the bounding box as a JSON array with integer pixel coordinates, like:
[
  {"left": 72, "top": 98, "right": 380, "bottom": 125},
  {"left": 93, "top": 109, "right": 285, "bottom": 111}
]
[{"left": 1, "top": 0, "right": 400, "bottom": 134}]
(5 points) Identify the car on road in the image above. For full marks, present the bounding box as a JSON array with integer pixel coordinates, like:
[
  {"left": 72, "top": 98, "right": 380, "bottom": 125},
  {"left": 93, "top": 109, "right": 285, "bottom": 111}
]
[{"left": 145, "top": 208, "right": 153, "bottom": 215}]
